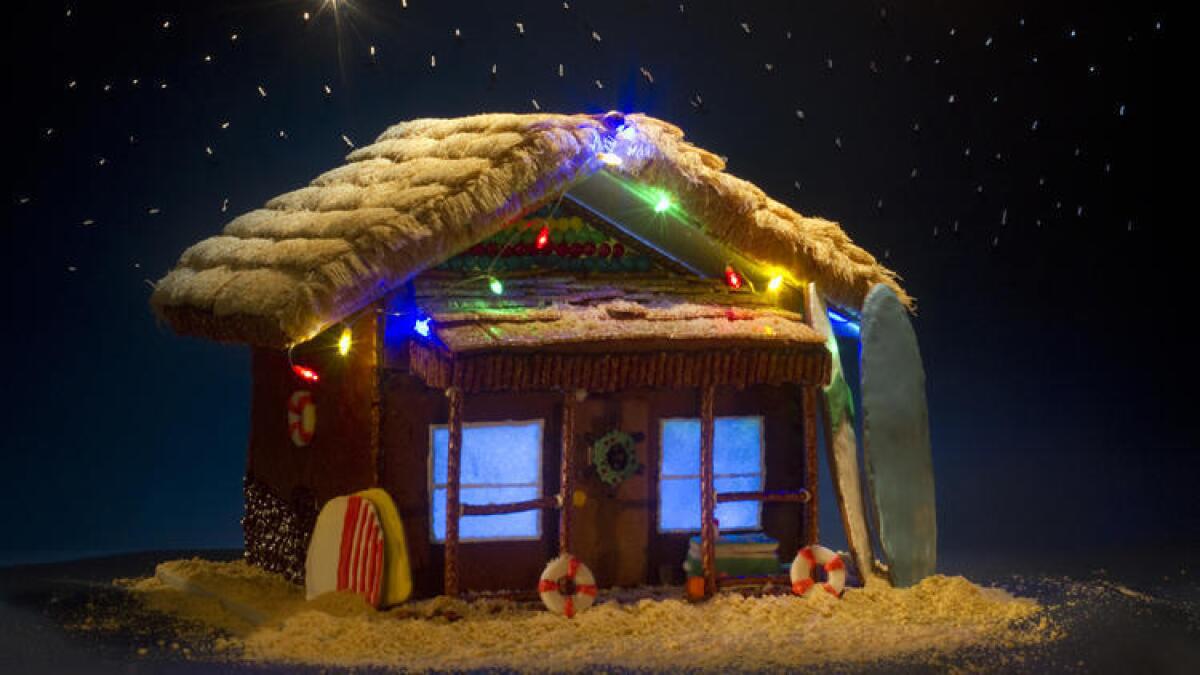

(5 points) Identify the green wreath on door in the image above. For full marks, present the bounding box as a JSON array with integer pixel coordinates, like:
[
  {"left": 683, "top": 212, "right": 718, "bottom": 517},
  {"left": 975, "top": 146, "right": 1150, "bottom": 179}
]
[{"left": 590, "top": 430, "right": 642, "bottom": 487}]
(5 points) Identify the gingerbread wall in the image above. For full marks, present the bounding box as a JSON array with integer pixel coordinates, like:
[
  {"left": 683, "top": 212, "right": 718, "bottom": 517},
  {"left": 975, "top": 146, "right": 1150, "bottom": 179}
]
[{"left": 243, "top": 313, "right": 380, "bottom": 580}]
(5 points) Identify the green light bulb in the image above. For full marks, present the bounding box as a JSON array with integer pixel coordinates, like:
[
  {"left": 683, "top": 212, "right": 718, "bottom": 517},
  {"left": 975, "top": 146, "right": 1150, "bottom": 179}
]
[
  {"left": 653, "top": 193, "right": 672, "bottom": 213},
  {"left": 489, "top": 277, "right": 504, "bottom": 295}
]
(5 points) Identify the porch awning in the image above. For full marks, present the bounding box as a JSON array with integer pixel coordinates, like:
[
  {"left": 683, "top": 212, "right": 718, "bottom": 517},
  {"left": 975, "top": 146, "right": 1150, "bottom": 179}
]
[{"left": 405, "top": 274, "right": 831, "bottom": 393}]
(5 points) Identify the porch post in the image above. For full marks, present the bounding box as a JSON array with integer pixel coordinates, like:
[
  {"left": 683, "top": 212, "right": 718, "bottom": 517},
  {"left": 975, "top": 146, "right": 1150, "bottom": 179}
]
[
  {"left": 699, "top": 384, "right": 717, "bottom": 597},
  {"left": 802, "top": 385, "right": 820, "bottom": 545},
  {"left": 444, "top": 386, "right": 463, "bottom": 597},
  {"left": 559, "top": 389, "right": 583, "bottom": 554}
]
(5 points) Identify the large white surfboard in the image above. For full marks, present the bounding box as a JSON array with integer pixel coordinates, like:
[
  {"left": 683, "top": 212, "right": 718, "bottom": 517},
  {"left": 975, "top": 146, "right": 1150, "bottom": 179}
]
[{"left": 807, "top": 283, "right": 882, "bottom": 584}]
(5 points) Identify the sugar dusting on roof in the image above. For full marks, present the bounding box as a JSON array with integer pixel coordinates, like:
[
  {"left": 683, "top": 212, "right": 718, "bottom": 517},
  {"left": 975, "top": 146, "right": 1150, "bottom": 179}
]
[{"left": 151, "top": 112, "right": 909, "bottom": 347}]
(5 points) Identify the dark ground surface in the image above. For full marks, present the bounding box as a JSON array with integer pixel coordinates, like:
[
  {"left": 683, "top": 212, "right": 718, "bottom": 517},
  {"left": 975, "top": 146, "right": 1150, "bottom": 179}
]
[{"left": 1, "top": 548, "right": 1197, "bottom": 674}]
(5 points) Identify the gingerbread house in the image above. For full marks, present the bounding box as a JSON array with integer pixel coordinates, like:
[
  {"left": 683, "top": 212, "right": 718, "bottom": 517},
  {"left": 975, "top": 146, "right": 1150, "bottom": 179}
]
[{"left": 150, "top": 112, "right": 909, "bottom": 600}]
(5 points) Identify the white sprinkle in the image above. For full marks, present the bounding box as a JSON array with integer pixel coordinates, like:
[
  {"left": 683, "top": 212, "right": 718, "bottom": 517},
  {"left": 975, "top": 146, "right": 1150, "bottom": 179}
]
[
  {"left": 1118, "top": 103, "right": 1126, "bottom": 116},
  {"left": 204, "top": 54, "right": 213, "bottom": 63},
  {"left": 81, "top": 218, "right": 95, "bottom": 226},
  {"left": 826, "top": 57, "right": 834, "bottom": 69},
  {"left": 910, "top": 168, "right": 918, "bottom": 178},
  {"left": 130, "top": 78, "right": 139, "bottom": 86},
  {"left": 557, "top": 63, "right": 564, "bottom": 77},
  {"left": 953, "top": 220, "right": 959, "bottom": 232},
  {"left": 964, "top": 147, "right": 971, "bottom": 157},
  {"left": 257, "top": 85, "right": 267, "bottom": 97},
  {"left": 401, "top": 0, "right": 408, "bottom": 7},
  {"left": 430, "top": 53, "right": 436, "bottom": 67},
  {"left": 221, "top": 198, "right": 229, "bottom": 213},
  {"left": 454, "top": 28, "right": 461, "bottom": 39},
  {"left": 147, "top": 207, "right": 160, "bottom": 215},
  {"left": 793, "top": 180, "right": 801, "bottom": 190},
  {"left": 491, "top": 63, "right": 498, "bottom": 76},
  {"left": 764, "top": 63, "right": 774, "bottom": 72},
  {"left": 949, "top": 27, "right": 956, "bottom": 37},
  {"left": 230, "top": 33, "right": 239, "bottom": 42},
  {"left": 985, "top": 36, "right": 993, "bottom": 47},
  {"left": 341, "top": 134, "right": 355, "bottom": 149},
  {"left": 160, "top": 81, "right": 168, "bottom": 89},
  {"left": 741, "top": 22, "right": 751, "bottom": 34},
  {"left": 369, "top": 45, "right": 377, "bottom": 57},
  {"left": 948, "top": 93, "right": 956, "bottom": 103},
  {"left": 834, "top": 136, "right": 842, "bottom": 148},
  {"left": 531, "top": 99, "right": 541, "bottom": 110},
  {"left": 932, "top": 226, "right": 938, "bottom": 237},
  {"left": 278, "top": 130, "right": 288, "bottom": 139},
  {"left": 162, "top": 20, "right": 171, "bottom": 30},
  {"left": 786, "top": 31, "right": 792, "bottom": 40},
  {"left": 876, "top": 198, "right": 884, "bottom": 209},
  {"left": 992, "top": 236, "right": 999, "bottom": 247},
  {"left": 67, "top": 266, "right": 78, "bottom": 272},
  {"left": 205, "top": 146, "right": 213, "bottom": 156},
  {"left": 1076, "top": 205, "right": 1084, "bottom": 217},
  {"left": 515, "top": 22, "right": 525, "bottom": 35},
  {"left": 640, "top": 67, "right": 654, "bottom": 83},
  {"left": 303, "top": 11, "right": 310, "bottom": 21},
  {"left": 323, "top": 84, "right": 332, "bottom": 95},
  {"left": 97, "top": 157, "right": 107, "bottom": 166},
  {"left": 591, "top": 30, "right": 602, "bottom": 42},
  {"left": 67, "top": 80, "right": 77, "bottom": 89},
  {"left": 1000, "top": 208, "right": 1008, "bottom": 226},
  {"left": 594, "top": 79, "right": 604, "bottom": 89},
  {"left": 795, "top": 109, "right": 805, "bottom": 120},
  {"left": 220, "top": 121, "right": 230, "bottom": 129},
  {"left": 679, "top": 3, "right": 685, "bottom": 14},
  {"left": 1031, "top": 119, "right": 1039, "bottom": 131},
  {"left": 1068, "top": 28, "right": 1076, "bottom": 38},
  {"left": 103, "top": 83, "right": 112, "bottom": 92}
]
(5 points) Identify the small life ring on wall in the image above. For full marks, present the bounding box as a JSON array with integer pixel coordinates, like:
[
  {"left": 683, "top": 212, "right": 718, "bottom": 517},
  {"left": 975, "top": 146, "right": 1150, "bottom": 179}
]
[
  {"left": 790, "top": 545, "right": 847, "bottom": 598},
  {"left": 591, "top": 430, "right": 640, "bottom": 486},
  {"left": 538, "top": 554, "right": 597, "bottom": 618},
  {"left": 287, "top": 390, "right": 316, "bottom": 447}
]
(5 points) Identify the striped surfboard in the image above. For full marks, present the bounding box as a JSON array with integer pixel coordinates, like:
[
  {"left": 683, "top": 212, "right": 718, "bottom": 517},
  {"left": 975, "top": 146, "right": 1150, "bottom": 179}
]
[{"left": 305, "top": 495, "right": 385, "bottom": 607}]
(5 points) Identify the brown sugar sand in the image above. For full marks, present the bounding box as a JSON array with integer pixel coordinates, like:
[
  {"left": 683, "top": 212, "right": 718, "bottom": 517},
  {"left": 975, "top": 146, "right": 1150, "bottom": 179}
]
[{"left": 116, "top": 558, "right": 1058, "bottom": 671}]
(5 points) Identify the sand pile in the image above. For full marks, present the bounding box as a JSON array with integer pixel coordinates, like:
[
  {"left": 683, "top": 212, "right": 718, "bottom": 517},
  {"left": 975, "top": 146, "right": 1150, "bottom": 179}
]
[{"left": 118, "top": 558, "right": 1056, "bottom": 671}]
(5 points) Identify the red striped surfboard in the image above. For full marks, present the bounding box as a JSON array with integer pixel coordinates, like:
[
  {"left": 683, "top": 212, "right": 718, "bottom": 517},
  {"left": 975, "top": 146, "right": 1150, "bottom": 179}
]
[{"left": 305, "top": 495, "right": 385, "bottom": 607}]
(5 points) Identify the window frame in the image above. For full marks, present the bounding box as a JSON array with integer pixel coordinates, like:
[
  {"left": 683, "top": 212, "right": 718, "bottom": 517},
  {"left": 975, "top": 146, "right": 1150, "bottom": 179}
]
[
  {"left": 427, "top": 418, "right": 545, "bottom": 543},
  {"left": 656, "top": 415, "right": 766, "bottom": 534}
]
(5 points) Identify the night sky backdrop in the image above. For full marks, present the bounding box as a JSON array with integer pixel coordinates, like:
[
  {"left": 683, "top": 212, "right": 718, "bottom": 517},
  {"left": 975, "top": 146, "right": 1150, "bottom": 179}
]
[{"left": 3, "top": 1, "right": 1189, "bottom": 569}]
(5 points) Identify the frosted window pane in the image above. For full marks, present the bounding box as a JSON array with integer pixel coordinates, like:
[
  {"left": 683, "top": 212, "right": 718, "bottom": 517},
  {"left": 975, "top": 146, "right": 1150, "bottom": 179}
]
[
  {"left": 459, "top": 422, "right": 541, "bottom": 485},
  {"left": 659, "top": 478, "right": 701, "bottom": 531},
  {"left": 429, "top": 419, "right": 544, "bottom": 542},
  {"left": 431, "top": 487, "right": 541, "bottom": 541},
  {"left": 714, "top": 418, "right": 762, "bottom": 475},
  {"left": 659, "top": 416, "right": 765, "bottom": 532},
  {"left": 661, "top": 419, "right": 700, "bottom": 475},
  {"left": 432, "top": 428, "right": 449, "bottom": 484},
  {"left": 714, "top": 475, "right": 762, "bottom": 530}
]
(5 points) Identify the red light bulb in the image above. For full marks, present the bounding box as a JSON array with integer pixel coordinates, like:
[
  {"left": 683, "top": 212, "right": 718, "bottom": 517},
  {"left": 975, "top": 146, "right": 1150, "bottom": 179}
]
[
  {"left": 535, "top": 224, "right": 550, "bottom": 250},
  {"left": 724, "top": 265, "right": 743, "bottom": 290},
  {"left": 292, "top": 364, "right": 320, "bottom": 382}
]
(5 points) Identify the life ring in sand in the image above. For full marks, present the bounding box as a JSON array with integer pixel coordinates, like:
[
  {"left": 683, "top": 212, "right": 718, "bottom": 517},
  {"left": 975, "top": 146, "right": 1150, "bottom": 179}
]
[
  {"left": 790, "top": 545, "right": 846, "bottom": 598},
  {"left": 288, "top": 390, "right": 316, "bottom": 447},
  {"left": 537, "top": 554, "right": 597, "bottom": 618}
]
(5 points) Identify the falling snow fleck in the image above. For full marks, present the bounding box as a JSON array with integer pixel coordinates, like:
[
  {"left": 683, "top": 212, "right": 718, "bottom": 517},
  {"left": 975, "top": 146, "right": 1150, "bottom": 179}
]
[
  {"left": 741, "top": 22, "right": 751, "bottom": 34},
  {"left": 594, "top": 80, "right": 604, "bottom": 89},
  {"left": 323, "top": 84, "right": 332, "bottom": 96},
  {"left": 1000, "top": 208, "right": 1008, "bottom": 226},
  {"left": 515, "top": 22, "right": 525, "bottom": 35},
  {"left": 430, "top": 54, "right": 437, "bottom": 68},
  {"left": 557, "top": 63, "right": 564, "bottom": 77},
  {"left": 640, "top": 67, "right": 654, "bottom": 83},
  {"left": 795, "top": 109, "right": 806, "bottom": 121},
  {"left": 591, "top": 31, "right": 602, "bottom": 42},
  {"left": 531, "top": 99, "right": 541, "bottom": 110},
  {"left": 948, "top": 94, "right": 956, "bottom": 103},
  {"left": 341, "top": 134, "right": 355, "bottom": 149},
  {"left": 257, "top": 85, "right": 267, "bottom": 97},
  {"left": 221, "top": 198, "right": 229, "bottom": 213}
]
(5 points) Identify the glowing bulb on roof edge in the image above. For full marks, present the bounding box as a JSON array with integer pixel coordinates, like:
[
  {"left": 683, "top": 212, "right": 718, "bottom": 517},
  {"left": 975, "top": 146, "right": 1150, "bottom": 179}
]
[
  {"left": 724, "top": 265, "right": 744, "bottom": 290},
  {"left": 767, "top": 275, "right": 784, "bottom": 293},
  {"left": 535, "top": 224, "right": 550, "bottom": 249},
  {"left": 292, "top": 364, "right": 320, "bottom": 382},
  {"left": 337, "top": 327, "right": 352, "bottom": 356},
  {"left": 488, "top": 276, "right": 504, "bottom": 295},
  {"left": 653, "top": 193, "right": 672, "bottom": 213},
  {"left": 414, "top": 317, "right": 432, "bottom": 337}
]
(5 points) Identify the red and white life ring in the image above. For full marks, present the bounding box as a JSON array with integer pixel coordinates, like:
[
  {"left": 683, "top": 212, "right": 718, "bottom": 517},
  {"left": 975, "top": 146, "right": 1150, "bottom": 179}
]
[
  {"left": 790, "top": 545, "right": 846, "bottom": 598},
  {"left": 537, "top": 554, "right": 597, "bottom": 618},
  {"left": 287, "top": 390, "right": 316, "bottom": 447}
]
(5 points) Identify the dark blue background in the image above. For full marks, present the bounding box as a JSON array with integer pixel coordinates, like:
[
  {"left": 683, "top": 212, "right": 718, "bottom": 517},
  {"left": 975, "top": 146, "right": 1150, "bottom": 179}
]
[{"left": 2, "top": 1, "right": 1190, "bottom": 567}]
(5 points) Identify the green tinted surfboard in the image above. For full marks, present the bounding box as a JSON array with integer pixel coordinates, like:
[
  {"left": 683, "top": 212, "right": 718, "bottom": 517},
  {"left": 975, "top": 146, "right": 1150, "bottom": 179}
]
[
  {"left": 806, "top": 283, "right": 882, "bottom": 584},
  {"left": 860, "top": 284, "right": 937, "bottom": 588}
]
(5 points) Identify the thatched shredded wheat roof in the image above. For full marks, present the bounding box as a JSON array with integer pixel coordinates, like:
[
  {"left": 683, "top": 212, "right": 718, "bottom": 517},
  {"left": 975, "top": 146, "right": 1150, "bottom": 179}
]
[{"left": 151, "top": 112, "right": 909, "bottom": 347}]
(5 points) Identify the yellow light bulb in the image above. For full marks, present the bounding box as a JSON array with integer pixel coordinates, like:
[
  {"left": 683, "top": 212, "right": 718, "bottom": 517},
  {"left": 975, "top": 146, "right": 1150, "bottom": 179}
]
[
  {"left": 337, "top": 327, "right": 352, "bottom": 356},
  {"left": 767, "top": 275, "right": 785, "bottom": 293}
]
